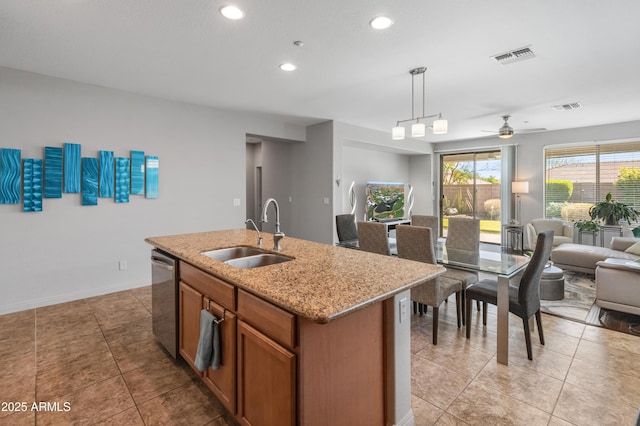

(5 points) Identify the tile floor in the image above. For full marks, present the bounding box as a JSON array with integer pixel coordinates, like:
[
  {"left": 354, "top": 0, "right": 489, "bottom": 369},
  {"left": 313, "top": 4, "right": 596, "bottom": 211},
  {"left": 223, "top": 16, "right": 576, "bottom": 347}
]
[{"left": 1, "top": 286, "right": 639, "bottom": 425}]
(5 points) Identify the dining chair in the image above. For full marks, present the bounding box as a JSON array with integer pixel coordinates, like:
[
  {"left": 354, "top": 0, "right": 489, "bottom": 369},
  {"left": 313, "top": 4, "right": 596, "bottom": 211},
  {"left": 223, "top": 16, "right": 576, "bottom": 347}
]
[
  {"left": 410, "top": 215, "right": 439, "bottom": 246},
  {"left": 357, "top": 221, "right": 391, "bottom": 256},
  {"left": 442, "top": 217, "right": 481, "bottom": 322},
  {"left": 396, "top": 225, "right": 462, "bottom": 344},
  {"left": 336, "top": 214, "right": 358, "bottom": 243},
  {"left": 465, "top": 230, "right": 554, "bottom": 360}
]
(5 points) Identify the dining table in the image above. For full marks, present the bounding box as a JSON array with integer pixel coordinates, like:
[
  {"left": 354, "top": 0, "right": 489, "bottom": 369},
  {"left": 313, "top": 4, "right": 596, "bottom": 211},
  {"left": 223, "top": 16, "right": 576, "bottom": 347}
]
[{"left": 436, "top": 245, "right": 531, "bottom": 365}]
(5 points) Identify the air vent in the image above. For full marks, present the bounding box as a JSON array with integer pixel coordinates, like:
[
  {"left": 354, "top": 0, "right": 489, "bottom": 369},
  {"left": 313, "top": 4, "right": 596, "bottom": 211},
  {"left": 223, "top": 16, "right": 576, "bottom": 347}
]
[
  {"left": 491, "top": 46, "right": 535, "bottom": 65},
  {"left": 552, "top": 102, "right": 583, "bottom": 111}
]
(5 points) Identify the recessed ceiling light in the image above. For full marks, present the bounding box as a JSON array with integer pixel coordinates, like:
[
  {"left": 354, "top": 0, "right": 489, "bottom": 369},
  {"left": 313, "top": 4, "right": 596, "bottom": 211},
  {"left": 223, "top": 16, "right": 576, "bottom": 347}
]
[
  {"left": 279, "top": 63, "right": 296, "bottom": 72},
  {"left": 219, "top": 5, "right": 245, "bottom": 20},
  {"left": 369, "top": 16, "right": 393, "bottom": 30}
]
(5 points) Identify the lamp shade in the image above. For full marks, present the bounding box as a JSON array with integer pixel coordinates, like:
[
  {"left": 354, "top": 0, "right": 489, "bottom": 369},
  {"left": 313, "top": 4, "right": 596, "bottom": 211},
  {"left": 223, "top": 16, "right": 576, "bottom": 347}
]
[
  {"left": 433, "top": 118, "right": 448, "bottom": 134},
  {"left": 411, "top": 122, "right": 426, "bottom": 137},
  {"left": 392, "top": 126, "right": 405, "bottom": 140},
  {"left": 511, "top": 181, "right": 529, "bottom": 194}
]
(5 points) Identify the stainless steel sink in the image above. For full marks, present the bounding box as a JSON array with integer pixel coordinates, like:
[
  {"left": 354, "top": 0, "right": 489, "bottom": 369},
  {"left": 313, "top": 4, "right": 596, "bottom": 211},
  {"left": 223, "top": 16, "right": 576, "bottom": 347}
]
[
  {"left": 224, "top": 253, "right": 293, "bottom": 269},
  {"left": 201, "top": 246, "right": 266, "bottom": 261}
]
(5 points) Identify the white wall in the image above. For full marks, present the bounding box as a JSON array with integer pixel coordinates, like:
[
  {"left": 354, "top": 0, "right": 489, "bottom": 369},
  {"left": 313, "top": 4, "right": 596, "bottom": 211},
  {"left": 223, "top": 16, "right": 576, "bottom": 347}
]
[{"left": 0, "top": 67, "right": 305, "bottom": 314}]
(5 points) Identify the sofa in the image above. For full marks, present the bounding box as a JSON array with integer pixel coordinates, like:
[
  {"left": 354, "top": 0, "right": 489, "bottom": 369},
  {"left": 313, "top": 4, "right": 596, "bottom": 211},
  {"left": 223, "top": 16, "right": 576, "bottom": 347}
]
[
  {"left": 551, "top": 237, "right": 640, "bottom": 274},
  {"left": 525, "top": 218, "right": 574, "bottom": 250},
  {"left": 595, "top": 258, "right": 640, "bottom": 315}
]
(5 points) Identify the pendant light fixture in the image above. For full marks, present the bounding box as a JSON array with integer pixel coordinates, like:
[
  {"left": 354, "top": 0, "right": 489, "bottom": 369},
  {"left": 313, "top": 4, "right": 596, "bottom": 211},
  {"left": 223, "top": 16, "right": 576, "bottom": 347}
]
[{"left": 392, "top": 67, "right": 448, "bottom": 140}]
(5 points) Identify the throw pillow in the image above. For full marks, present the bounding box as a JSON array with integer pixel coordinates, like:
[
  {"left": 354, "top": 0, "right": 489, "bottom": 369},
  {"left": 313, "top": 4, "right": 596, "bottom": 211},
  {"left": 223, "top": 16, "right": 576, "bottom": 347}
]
[{"left": 624, "top": 241, "right": 640, "bottom": 256}]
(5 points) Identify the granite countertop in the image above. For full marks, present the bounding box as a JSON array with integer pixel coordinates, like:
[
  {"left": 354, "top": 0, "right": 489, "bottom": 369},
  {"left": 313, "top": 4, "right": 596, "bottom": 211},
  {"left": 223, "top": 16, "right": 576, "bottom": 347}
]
[{"left": 146, "top": 229, "right": 445, "bottom": 323}]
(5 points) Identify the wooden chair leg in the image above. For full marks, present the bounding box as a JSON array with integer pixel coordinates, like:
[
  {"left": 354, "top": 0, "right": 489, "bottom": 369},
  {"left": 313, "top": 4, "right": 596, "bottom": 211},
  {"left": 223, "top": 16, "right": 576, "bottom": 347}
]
[
  {"left": 432, "top": 306, "right": 439, "bottom": 345},
  {"left": 522, "top": 317, "right": 533, "bottom": 360},
  {"left": 413, "top": 301, "right": 418, "bottom": 314},
  {"left": 535, "top": 311, "right": 545, "bottom": 345},
  {"left": 465, "top": 296, "right": 472, "bottom": 339},
  {"left": 482, "top": 301, "right": 488, "bottom": 326}
]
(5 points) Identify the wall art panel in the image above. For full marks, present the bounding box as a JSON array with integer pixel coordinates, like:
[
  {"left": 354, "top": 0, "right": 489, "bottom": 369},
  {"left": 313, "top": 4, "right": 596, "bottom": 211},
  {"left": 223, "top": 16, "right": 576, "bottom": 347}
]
[
  {"left": 115, "top": 157, "right": 130, "bottom": 203},
  {"left": 130, "top": 150, "right": 144, "bottom": 195},
  {"left": 44, "top": 146, "right": 63, "bottom": 198},
  {"left": 99, "top": 150, "right": 114, "bottom": 198},
  {"left": 23, "top": 158, "right": 43, "bottom": 212},
  {"left": 145, "top": 156, "right": 159, "bottom": 199},
  {"left": 0, "top": 148, "right": 21, "bottom": 204},
  {"left": 64, "top": 143, "right": 81, "bottom": 193},
  {"left": 82, "top": 157, "right": 98, "bottom": 206}
]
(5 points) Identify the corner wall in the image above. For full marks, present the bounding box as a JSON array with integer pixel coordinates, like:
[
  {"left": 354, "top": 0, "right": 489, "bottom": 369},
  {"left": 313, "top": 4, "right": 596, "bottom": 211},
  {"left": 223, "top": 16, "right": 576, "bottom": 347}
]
[{"left": 0, "top": 67, "right": 305, "bottom": 314}]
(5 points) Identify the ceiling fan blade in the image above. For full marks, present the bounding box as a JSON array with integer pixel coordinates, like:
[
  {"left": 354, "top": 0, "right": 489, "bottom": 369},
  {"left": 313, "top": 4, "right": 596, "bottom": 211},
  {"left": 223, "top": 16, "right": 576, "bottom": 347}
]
[{"left": 515, "top": 128, "right": 547, "bottom": 133}]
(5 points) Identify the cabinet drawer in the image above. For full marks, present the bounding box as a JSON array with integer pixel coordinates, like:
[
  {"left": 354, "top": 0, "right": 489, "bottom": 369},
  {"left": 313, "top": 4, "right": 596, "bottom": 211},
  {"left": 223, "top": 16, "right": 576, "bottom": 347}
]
[
  {"left": 237, "top": 289, "right": 295, "bottom": 349},
  {"left": 180, "top": 262, "right": 235, "bottom": 310}
]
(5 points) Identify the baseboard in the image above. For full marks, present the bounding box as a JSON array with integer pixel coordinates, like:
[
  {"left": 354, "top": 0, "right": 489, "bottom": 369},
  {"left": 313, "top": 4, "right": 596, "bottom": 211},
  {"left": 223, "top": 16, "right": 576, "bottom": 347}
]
[
  {"left": 0, "top": 280, "right": 150, "bottom": 315},
  {"left": 394, "top": 409, "right": 415, "bottom": 426}
]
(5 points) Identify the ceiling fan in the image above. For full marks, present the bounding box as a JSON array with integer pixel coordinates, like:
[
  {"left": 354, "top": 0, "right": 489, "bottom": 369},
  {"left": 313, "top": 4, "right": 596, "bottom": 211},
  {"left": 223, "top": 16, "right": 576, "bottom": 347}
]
[{"left": 483, "top": 115, "right": 546, "bottom": 139}]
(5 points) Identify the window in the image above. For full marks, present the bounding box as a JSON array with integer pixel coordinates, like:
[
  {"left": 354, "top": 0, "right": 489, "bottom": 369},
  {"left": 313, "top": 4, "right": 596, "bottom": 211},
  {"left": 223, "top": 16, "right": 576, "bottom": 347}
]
[{"left": 544, "top": 141, "right": 640, "bottom": 221}]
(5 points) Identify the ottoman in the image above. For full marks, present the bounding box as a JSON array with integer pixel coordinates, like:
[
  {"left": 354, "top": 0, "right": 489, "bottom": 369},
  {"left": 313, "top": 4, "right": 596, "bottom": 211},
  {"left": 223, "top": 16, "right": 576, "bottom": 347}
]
[{"left": 540, "top": 265, "right": 565, "bottom": 300}]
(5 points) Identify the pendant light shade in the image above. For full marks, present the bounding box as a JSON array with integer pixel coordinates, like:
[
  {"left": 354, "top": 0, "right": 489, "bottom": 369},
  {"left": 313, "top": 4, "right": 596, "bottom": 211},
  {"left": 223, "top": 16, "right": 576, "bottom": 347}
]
[
  {"left": 392, "top": 126, "right": 405, "bottom": 140},
  {"left": 391, "top": 67, "right": 448, "bottom": 140},
  {"left": 433, "top": 115, "right": 448, "bottom": 134},
  {"left": 411, "top": 123, "right": 426, "bottom": 137}
]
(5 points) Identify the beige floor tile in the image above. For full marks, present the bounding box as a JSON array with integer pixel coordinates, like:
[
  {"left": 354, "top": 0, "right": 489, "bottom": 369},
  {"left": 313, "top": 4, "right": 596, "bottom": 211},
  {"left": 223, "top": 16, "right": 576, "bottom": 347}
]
[
  {"left": 540, "top": 314, "right": 586, "bottom": 339},
  {"left": 93, "top": 406, "right": 145, "bottom": 425},
  {"left": 101, "top": 318, "right": 154, "bottom": 347},
  {"left": 109, "top": 337, "right": 171, "bottom": 373},
  {"left": 36, "top": 348, "right": 120, "bottom": 401},
  {"left": 0, "top": 309, "right": 34, "bottom": 339},
  {"left": 414, "top": 336, "right": 493, "bottom": 380},
  {"left": 574, "top": 339, "right": 640, "bottom": 381},
  {"left": 93, "top": 305, "right": 151, "bottom": 332},
  {"left": 87, "top": 290, "right": 148, "bottom": 316},
  {"left": 566, "top": 357, "right": 640, "bottom": 410},
  {"left": 35, "top": 310, "right": 101, "bottom": 346},
  {"left": 122, "top": 358, "right": 192, "bottom": 404},
  {"left": 474, "top": 359, "right": 564, "bottom": 413},
  {"left": 411, "top": 394, "right": 445, "bottom": 425},
  {"left": 0, "top": 374, "right": 35, "bottom": 414},
  {"left": 136, "top": 381, "right": 225, "bottom": 426},
  {"left": 130, "top": 285, "right": 152, "bottom": 312},
  {"left": 0, "top": 409, "right": 35, "bottom": 425},
  {"left": 581, "top": 323, "right": 640, "bottom": 355},
  {"left": 435, "top": 412, "right": 470, "bottom": 425},
  {"left": 446, "top": 381, "right": 551, "bottom": 425},
  {"left": 35, "top": 300, "right": 93, "bottom": 322},
  {"left": 36, "top": 330, "right": 109, "bottom": 369},
  {"left": 36, "top": 375, "right": 135, "bottom": 425},
  {"left": 499, "top": 344, "right": 573, "bottom": 382},
  {"left": 411, "top": 354, "right": 471, "bottom": 410},
  {"left": 547, "top": 416, "right": 574, "bottom": 426},
  {"left": 553, "top": 382, "right": 638, "bottom": 425},
  {"left": 0, "top": 347, "right": 36, "bottom": 379}
]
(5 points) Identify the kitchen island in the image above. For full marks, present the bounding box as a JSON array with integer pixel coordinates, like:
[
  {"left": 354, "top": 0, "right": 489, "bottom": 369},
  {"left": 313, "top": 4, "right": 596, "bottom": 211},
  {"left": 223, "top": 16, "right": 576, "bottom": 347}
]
[{"left": 146, "top": 229, "right": 445, "bottom": 426}]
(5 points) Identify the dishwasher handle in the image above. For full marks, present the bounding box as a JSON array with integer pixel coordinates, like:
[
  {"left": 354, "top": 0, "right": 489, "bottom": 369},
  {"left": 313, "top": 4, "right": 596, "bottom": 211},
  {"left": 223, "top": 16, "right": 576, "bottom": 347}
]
[{"left": 151, "top": 255, "right": 175, "bottom": 271}]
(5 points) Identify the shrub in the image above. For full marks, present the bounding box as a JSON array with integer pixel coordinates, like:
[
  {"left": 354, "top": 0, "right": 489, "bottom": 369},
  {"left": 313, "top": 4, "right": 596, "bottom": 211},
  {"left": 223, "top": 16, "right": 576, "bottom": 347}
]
[
  {"left": 483, "top": 199, "right": 501, "bottom": 220},
  {"left": 561, "top": 203, "right": 594, "bottom": 222},
  {"left": 546, "top": 180, "right": 573, "bottom": 203},
  {"left": 546, "top": 202, "right": 569, "bottom": 218}
]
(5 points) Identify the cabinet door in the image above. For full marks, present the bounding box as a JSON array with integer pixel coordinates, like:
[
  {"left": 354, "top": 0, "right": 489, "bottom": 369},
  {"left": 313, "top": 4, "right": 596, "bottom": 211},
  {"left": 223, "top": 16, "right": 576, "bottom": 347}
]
[
  {"left": 179, "top": 281, "right": 203, "bottom": 375},
  {"left": 237, "top": 320, "right": 296, "bottom": 426},
  {"left": 203, "top": 299, "right": 237, "bottom": 414}
]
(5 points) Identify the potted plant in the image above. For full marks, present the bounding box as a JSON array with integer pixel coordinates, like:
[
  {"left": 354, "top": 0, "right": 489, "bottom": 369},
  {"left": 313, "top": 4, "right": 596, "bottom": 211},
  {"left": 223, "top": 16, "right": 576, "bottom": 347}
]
[
  {"left": 573, "top": 219, "right": 600, "bottom": 232},
  {"left": 589, "top": 192, "right": 640, "bottom": 225}
]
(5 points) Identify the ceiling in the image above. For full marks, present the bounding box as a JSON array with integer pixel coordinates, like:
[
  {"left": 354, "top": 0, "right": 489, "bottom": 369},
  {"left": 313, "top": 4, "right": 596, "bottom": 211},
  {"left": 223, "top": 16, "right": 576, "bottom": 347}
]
[{"left": 2, "top": 0, "right": 640, "bottom": 143}]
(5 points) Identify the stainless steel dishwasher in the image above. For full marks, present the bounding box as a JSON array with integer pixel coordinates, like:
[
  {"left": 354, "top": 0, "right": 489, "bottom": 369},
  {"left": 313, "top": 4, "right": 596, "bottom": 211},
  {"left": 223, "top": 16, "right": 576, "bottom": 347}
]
[{"left": 151, "top": 248, "right": 178, "bottom": 358}]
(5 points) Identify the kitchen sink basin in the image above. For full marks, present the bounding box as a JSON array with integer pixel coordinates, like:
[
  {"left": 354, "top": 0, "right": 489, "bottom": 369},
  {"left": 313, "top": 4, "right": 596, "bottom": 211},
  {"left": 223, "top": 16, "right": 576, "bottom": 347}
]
[
  {"left": 224, "top": 253, "right": 293, "bottom": 269},
  {"left": 201, "top": 246, "right": 266, "bottom": 261}
]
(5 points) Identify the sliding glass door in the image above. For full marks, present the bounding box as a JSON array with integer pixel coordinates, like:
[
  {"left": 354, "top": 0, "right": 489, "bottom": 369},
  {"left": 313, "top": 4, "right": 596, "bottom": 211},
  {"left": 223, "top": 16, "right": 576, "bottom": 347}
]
[{"left": 440, "top": 151, "right": 502, "bottom": 244}]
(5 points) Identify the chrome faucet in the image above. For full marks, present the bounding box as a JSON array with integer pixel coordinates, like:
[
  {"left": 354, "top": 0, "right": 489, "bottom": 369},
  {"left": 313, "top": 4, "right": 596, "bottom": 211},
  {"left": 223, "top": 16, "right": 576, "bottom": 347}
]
[
  {"left": 261, "top": 198, "right": 285, "bottom": 251},
  {"left": 245, "top": 219, "right": 262, "bottom": 247}
]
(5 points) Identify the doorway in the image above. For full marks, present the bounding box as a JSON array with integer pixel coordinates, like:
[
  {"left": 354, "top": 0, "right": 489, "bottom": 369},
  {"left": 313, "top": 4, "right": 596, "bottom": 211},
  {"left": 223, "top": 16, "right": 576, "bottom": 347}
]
[{"left": 440, "top": 151, "right": 502, "bottom": 244}]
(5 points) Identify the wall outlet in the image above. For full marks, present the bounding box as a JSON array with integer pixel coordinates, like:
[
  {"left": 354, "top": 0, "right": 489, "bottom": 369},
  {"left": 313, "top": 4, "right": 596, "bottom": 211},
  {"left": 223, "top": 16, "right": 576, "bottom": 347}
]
[
  {"left": 323, "top": 197, "right": 329, "bottom": 205},
  {"left": 119, "top": 260, "right": 127, "bottom": 271},
  {"left": 399, "top": 297, "right": 408, "bottom": 323},
  {"left": 233, "top": 198, "right": 241, "bottom": 207}
]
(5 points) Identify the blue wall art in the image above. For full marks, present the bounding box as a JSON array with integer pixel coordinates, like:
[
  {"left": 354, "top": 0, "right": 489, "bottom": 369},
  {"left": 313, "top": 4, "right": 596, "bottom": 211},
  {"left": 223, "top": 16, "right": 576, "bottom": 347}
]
[
  {"left": 145, "top": 156, "right": 159, "bottom": 199},
  {"left": 23, "top": 159, "right": 43, "bottom": 212},
  {"left": 99, "top": 150, "right": 114, "bottom": 198},
  {"left": 115, "top": 157, "right": 130, "bottom": 203},
  {"left": 82, "top": 157, "right": 99, "bottom": 206},
  {"left": 130, "top": 150, "right": 144, "bottom": 195},
  {"left": 0, "top": 148, "right": 21, "bottom": 204},
  {"left": 44, "top": 146, "right": 63, "bottom": 198},
  {"left": 64, "top": 143, "right": 81, "bottom": 193}
]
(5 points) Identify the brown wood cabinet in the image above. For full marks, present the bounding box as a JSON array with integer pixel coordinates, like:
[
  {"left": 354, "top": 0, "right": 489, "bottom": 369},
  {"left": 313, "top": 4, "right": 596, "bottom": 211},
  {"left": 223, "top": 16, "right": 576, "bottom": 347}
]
[
  {"left": 178, "top": 261, "right": 385, "bottom": 426},
  {"left": 237, "top": 320, "right": 296, "bottom": 426}
]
